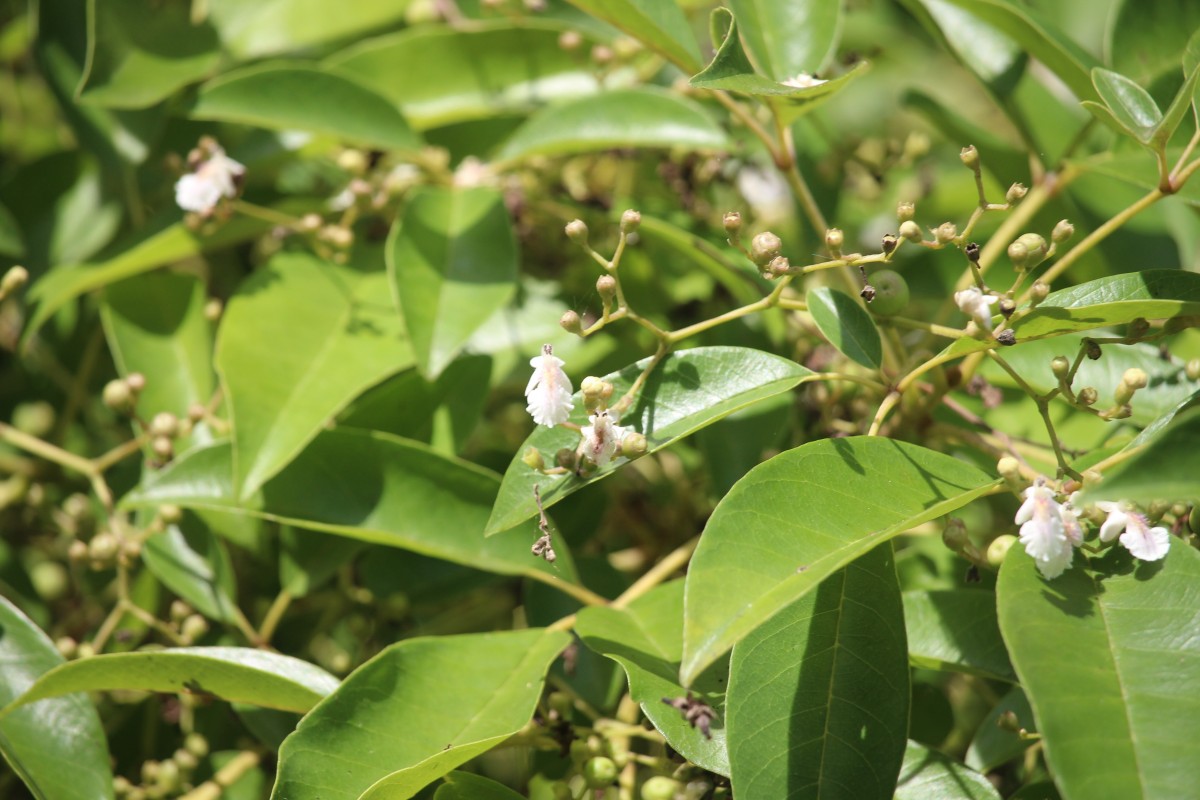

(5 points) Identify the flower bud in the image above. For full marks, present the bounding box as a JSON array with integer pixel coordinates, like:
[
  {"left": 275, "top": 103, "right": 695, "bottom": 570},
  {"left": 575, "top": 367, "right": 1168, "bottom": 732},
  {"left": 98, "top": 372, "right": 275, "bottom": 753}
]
[
  {"left": 881, "top": 233, "right": 898, "bottom": 254},
  {"left": 584, "top": 757, "right": 618, "bottom": 789},
  {"left": 620, "top": 209, "right": 641, "bottom": 233},
  {"left": 1006, "top": 183, "right": 1028, "bottom": 203},
  {"left": 102, "top": 379, "right": 134, "bottom": 412},
  {"left": 1, "top": 265, "right": 28, "bottom": 296},
  {"left": 986, "top": 534, "right": 1017, "bottom": 567},
  {"left": 1030, "top": 280, "right": 1049, "bottom": 305},
  {"left": 89, "top": 531, "right": 119, "bottom": 564},
  {"left": 149, "top": 412, "right": 179, "bottom": 438},
  {"left": 825, "top": 228, "right": 844, "bottom": 254},
  {"left": 203, "top": 297, "right": 223, "bottom": 321},
  {"left": 1051, "top": 356, "right": 1070, "bottom": 378},
  {"left": 997, "top": 456, "right": 1021, "bottom": 481},
  {"left": 152, "top": 435, "right": 174, "bottom": 461},
  {"left": 56, "top": 636, "right": 77, "bottom": 659},
  {"left": 1007, "top": 239, "right": 1029, "bottom": 270},
  {"left": 596, "top": 274, "right": 616, "bottom": 302},
  {"left": 1078, "top": 387, "right": 1098, "bottom": 405},
  {"left": 1123, "top": 368, "right": 1148, "bottom": 390},
  {"left": 159, "top": 504, "right": 183, "bottom": 526},
  {"left": 959, "top": 145, "right": 980, "bottom": 170},
  {"left": 558, "top": 30, "right": 582, "bottom": 50},
  {"left": 1187, "top": 358, "right": 1200, "bottom": 381},
  {"left": 301, "top": 213, "right": 322, "bottom": 231},
  {"left": 68, "top": 539, "right": 88, "bottom": 562},
  {"left": 185, "top": 732, "right": 209, "bottom": 758},
  {"left": 1051, "top": 219, "right": 1075, "bottom": 243},
  {"left": 750, "top": 231, "right": 783, "bottom": 267},
  {"left": 723, "top": 211, "right": 742, "bottom": 240},
  {"left": 942, "top": 517, "right": 968, "bottom": 551},
  {"left": 1014, "top": 233, "right": 1048, "bottom": 268},
  {"left": 181, "top": 614, "right": 209, "bottom": 642},
  {"left": 590, "top": 44, "right": 614, "bottom": 65},
  {"left": 565, "top": 218, "right": 588, "bottom": 244},
  {"left": 522, "top": 447, "right": 545, "bottom": 471},
  {"left": 173, "top": 748, "right": 199, "bottom": 772},
  {"left": 170, "top": 600, "right": 192, "bottom": 622},
  {"left": 896, "top": 201, "right": 915, "bottom": 221},
  {"left": 126, "top": 373, "right": 147, "bottom": 393},
  {"left": 560, "top": 310, "right": 583, "bottom": 335},
  {"left": 934, "top": 222, "right": 957, "bottom": 245},
  {"left": 899, "top": 220, "right": 922, "bottom": 242},
  {"left": 620, "top": 431, "right": 647, "bottom": 459},
  {"left": 581, "top": 376, "right": 604, "bottom": 404},
  {"left": 768, "top": 255, "right": 791, "bottom": 277}
]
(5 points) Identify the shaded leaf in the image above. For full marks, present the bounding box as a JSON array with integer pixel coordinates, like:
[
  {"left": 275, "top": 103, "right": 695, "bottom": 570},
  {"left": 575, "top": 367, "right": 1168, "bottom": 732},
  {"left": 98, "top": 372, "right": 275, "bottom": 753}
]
[
  {"left": 900, "top": 0, "right": 1024, "bottom": 91},
  {"left": 434, "top": 772, "right": 525, "bottom": 800},
  {"left": 143, "top": 515, "right": 241, "bottom": 624},
  {"left": 807, "top": 286, "right": 882, "bottom": 369},
  {"left": 270, "top": 629, "right": 569, "bottom": 800},
  {"left": 728, "top": 0, "right": 841, "bottom": 80},
  {"left": 280, "top": 527, "right": 365, "bottom": 597},
  {"left": 560, "top": 0, "right": 700, "bottom": 71},
  {"left": 965, "top": 687, "right": 1036, "bottom": 773},
  {"left": 1079, "top": 409, "right": 1200, "bottom": 505},
  {"left": 903, "top": 589, "right": 1014, "bottom": 680},
  {"left": 895, "top": 741, "right": 1002, "bottom": 800},
  {"left": 682, "top": 437, "right": 996, "bottom": 686},
  {"left": 727, "top": 545, "right": 908, "bottom": 800},
  {"left": 486, "top": 347, "right": 816, "bottom": 535},
  {"left": 1152, "top": 63, "right": 1200, "bottom": 152}
]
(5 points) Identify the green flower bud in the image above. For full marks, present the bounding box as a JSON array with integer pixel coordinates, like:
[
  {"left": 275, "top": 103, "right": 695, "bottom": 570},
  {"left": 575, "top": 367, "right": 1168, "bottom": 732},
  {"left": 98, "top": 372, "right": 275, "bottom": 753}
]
[
  {"left": 1007, "top": 240, "right": 1029, "bottom": 270},
  {"left": 31, "top": 561, "right": 68, "bottom": 601},
  {"left": 723, "top": 211, "right": 742, "bottom": 240},
  {"left": 149, "top": 412, "right": 179, "bottom": 439},
  {"left": 569, "top": 739, "right": 593, "bottom": 765},
  {"left": 896, "top": 201, "right": 915, "bottom": 222},
  {"left": 103, "top": 379, "right": 134, "bottom": 413},
  {"left": 522, "top": 447, "right": 545, "bottom": 471},
  {"left": 13, "top": 401, "right": 55, "bottom": 438},
  {"left": 959, "top": 144, "right": 980, "bottom": 170},
  {"left": 181, "top": 614, "right": 209, "bottom": 643},
  {"left": 184, "top": 732, "right": 209, "bottom": 758},
  {"left": 1051, "top": 219, "right": 1075, "bottom": 243},
  {"left": 1051, "top": 356, "right": 1070, "bottom": 378},
  {"left": 1015, "top": 233, "right": 1048, "bottom": 268},
  {"left": 1078, "top": 386, "right": 1098, "bottom": 405},
  {"left": 749, "top": 231, "right": 783, "bottom": 267},
  {"left": 172, "top": 747, "right": 198, "bottom": 772},
  {"left": 996, "top": 456, "right": 1022, "bottom": 484},
  {"left": 1006, "top": 183, "right": 1028, "bottom": 203},
  {"left": 1122, "top": 367, "right": 1148, "bottom": 390},
  {"left": 154, "top": 759, "right": 181, "bottom": 792},
  {"left": 934, "top": 222, "right": 957, "bottom": 244},
  {"left": 898, "top": 220, "right": 922, "bottom": 242},
  {"left": 565, "top": 219, "right": 589, "bottom": 244},
  {"left": 596, "top": 274, "right": 617, "bottom": 302},
  {"left": 89, "top": 531, "right": 119, "bottom": 564},
  {"left": 152, "top": 435, "right": 174, "bottom": 461},
  {"left": 75, "top": 642, "right": 95, "bottom": 660},
  {"left": 1187, "top": 358, "right": 1200, "bottom": 381},
  {"left": 1030, "top": 280, "right": 1050, "bottom": 305},
  {"left": 986, "top": 534, "right": 1017, "bottom": 567},
  {"left": 170, "top": 600, "right": 193, "bottom": 623},
  {"left": 584, "top": 757, "right": 619, "bottom": 788},
  {"left": 560, "top": 310, "right": 584, "bottom": 335},
  {"left": 620, "top": 209, "right": 641, "bottom": 233},
  {"left": 642, "top": 776, "right": 681, "bottom": 800},
  {"left": 1, "top": 265, "right": 29, "bottom": 296},
  {"left": 825, "top": 228, "right": 844, "bottom": 254},
  {"left": 941, "top": 517, "right": 968, "bottom": 551},
  {"left": 581, "top": 376, "right": 604, "bottom": 400},
  {"left": 621, "top": 431, "right": 648, "bottom": 459}
]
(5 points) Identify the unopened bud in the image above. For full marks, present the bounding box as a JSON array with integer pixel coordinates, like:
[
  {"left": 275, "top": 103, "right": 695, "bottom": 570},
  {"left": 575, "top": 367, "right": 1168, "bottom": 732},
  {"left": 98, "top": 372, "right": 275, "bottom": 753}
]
[
  {"left": 1051, "top": 356, "right": 1070, "bottom": 378},
  {"left": 149, "top": 412, "right": 179, "bottom": 438},
  {"left": 522, "top": 447, "right": 545, "bottom": 470},
  {"left": 336, "top": 149, "right": 368, "bottom": 175},
  {"left": 203, "top": 297, "right": 223, "bottom": 321},
  {"left": 1187, "top": 358, "right": 1200, "bottom": 381},
  {"left": 581, "top": 376, "right": 604, "bottom": 402},
  {"left": 1122, "top": 367, "right": 1148, "bottom": 390},
  {"left": 301, "top": 213, "right": 322, "bottom": 231},
  {"left": 1051, "top": 219, "right": 1075, "bottom": 243},
  {"left": 934, "top": 222, "right": 957, "bottom": 245},
  {"left": 599, "top": 380, "right": 614, "bottom": 400},
  {"left": 1128, "top": 317, "right": 1150, "bottom": 339},
  {"left": 1015, "top": 233, "right": 1048, "bottom": 268},
  {"left": 1030, "top": 281, "right": 1049, "bottom": 305},
  {"left": 1007, "top": 240, "right": 1029, "bottom": 269},
  {"left": 102, "top": 379, "right": 134, "bottom": 412},
  {"left": 320, "top": 225, "right": 353, "bottom": 248},
  {"left": 750, "top": 231, "right": 783, "bottom": 267},
  {"left": 68, "top": 540, "right": 88, "bottom": 562},
  {"left": 89, "top": 531, "right": 119, "bottom": 564},
  {"left": 942, "top": 517, "right": 968, "bottom": 551},
  {"left": 997, "top": 710, "right": 1022, "bottom": 732},
  {"left": 881, "top": 233, "right": 898, "bottom": 254},
  {"left": 126, "top": 373, "right": 147, "bottom": 393},
  {"left": 896, "top": 201, "right": 915, "bottom": 221},
  {"left": 560, "top": 310, "right": 583, "bottom": 335},
  {"left": 619, "top": 209, "right": 641, "bottom": 233},
  {"left": 565, "top": 219, "right": 588, "bottom": 244},
  {"left": 620, "top": 431, "right": 647, "bottom": 459},
  {"left": 173, "top": 748, "right": 199, "bottom": 772},
  {"left": 590, "top": 44, "right": 614, "bottom": 65},
  {"left": 959, "top": 145, "right": 980, "bottom": 170},
  {"left": 825, "top": 228, "right": 844, "bottom": 255},
  {"left": 1, "top": 265, "right": 28, "bottom": 295},
  {"left": 999, "top": 297, "right": 1016, "bottom": 318},
  {"left": 1078, "top": 387, "right": 1098, "bottom": 406},
  {"left": 1006, "top": 183, "right": 1028, "bottom": 203},
  {"left": 768, "top": 255, "right": 791, "bottom": 277},
  {"left": 170, "top": 600, "right": 192, "bottom": 622},
  {"left": 899, "top": 220, "right": 922, "bottom": 242},
  {"left": 722, "top": 211, "right": 742, "bottom": 240},
  {"left": 997, "top": 456, "right": 1022, "bottom": 483},
  {"left": 159, "top": 504, "right": 183, "bottom": 525},
  {"left": 184, "top": 732, "right": 209, "bottom": 758},
  {"left": 558, "top": 30, "right": 583, "bottom": 50},
  {"left": 56, "top": 636, "right": 77, "bottom": 659},
  {"left": 986, "top": 534, "right": 1016, "bottom": 567},
  {"left": 596, "top": 274, "right": 616, "bottom": 302},
  {"left": 965, "top": 242, "right": 980, "bottom": 263},
  {"left": 152, "top": 435, "right": 174, "bottom": 460},
  {"left": 181, "top": 614, "right": 209, "bottom": 642}
]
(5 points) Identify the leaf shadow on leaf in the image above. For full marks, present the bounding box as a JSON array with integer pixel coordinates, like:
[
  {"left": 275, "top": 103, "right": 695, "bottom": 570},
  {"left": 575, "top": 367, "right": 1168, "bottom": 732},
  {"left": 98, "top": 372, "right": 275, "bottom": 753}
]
[
  {"left": 401, "top": 199, "right": 516, "bottom": 288},
  {"left": 627, "top": 360, "right": 701, "bottom": 440}
]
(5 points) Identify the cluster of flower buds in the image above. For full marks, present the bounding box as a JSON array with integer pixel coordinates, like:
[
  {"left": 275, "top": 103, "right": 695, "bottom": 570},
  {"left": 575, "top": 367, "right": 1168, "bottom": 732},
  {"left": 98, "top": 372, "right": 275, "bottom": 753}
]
[{"left": 113, "top": 732, "right": 209, "bottom": 800}]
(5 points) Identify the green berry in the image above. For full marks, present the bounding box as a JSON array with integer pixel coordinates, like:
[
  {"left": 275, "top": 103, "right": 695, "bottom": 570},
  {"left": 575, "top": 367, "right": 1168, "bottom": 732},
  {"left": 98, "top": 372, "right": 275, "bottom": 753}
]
[
  {"left": 584, "top": 756, "right": 618, "bottom": 788},
  {"left": 641, "top": 776, "right": 681, "bottom": 800},
  {"left": 867, "top": 270, "right": 909, "bottom": 316}
]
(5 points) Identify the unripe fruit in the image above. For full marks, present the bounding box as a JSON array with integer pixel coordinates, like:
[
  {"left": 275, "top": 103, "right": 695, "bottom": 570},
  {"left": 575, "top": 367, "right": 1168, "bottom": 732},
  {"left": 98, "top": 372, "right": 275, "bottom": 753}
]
[
  {"left": 569, "top": 739, "right": 593, "bottom": 764},
  {"left": 621, "top": 431, "right": 648, "bottom": 459},
  {"left": 1013, "top": 233, "right": 1048, "bottom": 268},
  {"left": 642, "top": 776, "right": 681, "bottom": 800},
  {"left": 866, "top": 270, "right": 909, "bottom": 316},
  {"left": 584, "top": 757, "right": 619, "bottom": 788},
  {"left": 184, "top": 732, "right": 209, "bottom": 758},
  {"left": 987, "top": 534, "right": 1017, "bottom": 567}
]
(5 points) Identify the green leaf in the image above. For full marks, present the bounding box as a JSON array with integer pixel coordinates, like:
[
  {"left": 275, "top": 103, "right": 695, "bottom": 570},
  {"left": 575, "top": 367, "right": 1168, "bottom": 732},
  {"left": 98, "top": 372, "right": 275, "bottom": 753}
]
[
  {"left": 1152, "top": 63, "right": 1200, "bottom": 152},
  {"left": 2, "top": 647, "right": 338, "bottom": 715},
  {"left": 1092, "top": 68, "right": 1162, "bottom": 144},
  {"left": 496, "top": 88, "right": 729, "bottom": 162},
  {"left": 966, "top": 687, "right": 1036, "bottom": 772},
  {"left": 279, "top": 527, "right": 365, "bottom": 597},
  {"left": 0, "top": 201, "right": 23, "bottom": 258},
  {"left": 326, "top": 22, "right": 604, "bottom": 130},
  {"left": 895, "top": 741, "right": 1002, "bottom": 800},
  {"left": 1079, "top": 149, "right": 1200, "bottom": 207},
  {"left": 143, "top": 515, "right": 242, "bottom": 624},
  {"left": 902, "top": 589, "right": 1014, "bottom": 680},
  {"left": 900, "top": 0, "right": 1024, "bottom": 91},
  {"left": 807, "top": 286, "right": 882, "bottom": 370},
  {"left": 727, "top": 545, "right": 909, "bottom": 800},
  {"left": 681, "top": 437, "right": 997, "bottom": 686},
  {"left": 79, "top": 0, "right": 220, "bottom": 108},
  {"left": 124, "top": 430, "right": 577, "bottom": 588},
  {"left": 1079, "top": 409, "right": 1200, "bottom": 505},
  {"left": 205, "top": 0, "right": 413, "bottom": 61},
  {"left": 728, "top": 0, "right": 841, "bottom": 80},
  {"left": 388, "top": 186, "right": 518, "bottom": 378},
  {"left": 560, "top": 0, "right": 700, "bottom": 71},
  {"left": 486, "top": 346, "right": 816, "bottom": 536},
  {"left": 434, "top": 772, "right": 525, "bottom": 800},
  {"left": 100, "top": 270, "right": 216, "bottom": 453},
  {"left": 0, "top": 596, "right": 113, "bottom": 800},
  {"left": 190, "top": 62, "right": 420, "bottom": 152},
  {"left": 24, "top": 208, "right": 284, "bottom": 339},
  {"left": 216, "top": 252, "right": 412, "bottom": 497},
  {"left": 997, "top": 544, "right": 1200, "bottom": 800},
  {"left": 270, "top": 629, "right": 569, "bottom": 800},
  {"left": 1107, "top": 0, "right": 1200, "bottom": 88},
  {"left": 575, "top": 581, "right": 730, "bottom": 776}
]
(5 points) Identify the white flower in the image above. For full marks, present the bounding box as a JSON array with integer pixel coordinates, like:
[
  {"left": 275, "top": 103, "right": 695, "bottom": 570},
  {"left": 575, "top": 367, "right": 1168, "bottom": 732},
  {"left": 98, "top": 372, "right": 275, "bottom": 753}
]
[
  {"left": 1060, "top": 492, "right": 1084, "bottom": 546},
  {"left": 1095, "top": 501, "right": 1171, "bottom": 561},
  {"left": 1016, "top": 481, "right": 1073, "bottom": 578},
  {"left": 782, "top": 72, "right": 827, "bottom": 89},
  {"left": 525, "top": 344, "right": 574, "bottom": 427},
  {"left": 579, "top": 410, "right": 627, "bottom": 467},
  {"left": 175, "top": 146, "right": 244, "bottom": 215},
  {"left": 954, "top": 287, "right": 1001, "bottom": 330}
]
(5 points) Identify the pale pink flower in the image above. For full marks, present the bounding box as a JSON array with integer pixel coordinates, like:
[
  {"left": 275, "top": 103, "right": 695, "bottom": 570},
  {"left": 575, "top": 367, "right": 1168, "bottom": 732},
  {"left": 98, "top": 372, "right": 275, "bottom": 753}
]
[
  {"left": 1096, "top": 502, "right": 1171, "bottom": 561},
  {"left": 1015, "top": 481, "right": 1072, "bottom": 578},
  {"left": 579, "top": 410, "right": 626, "bottom": 466},
  {"left": 525, "top": 344, "right": 574, "bottom": 427},
  {"left": 175, "top": 146, "right": 244, "bottom": 215},
  {"left": 954, "top": 287, "right": 1001, "bottom": 330}
]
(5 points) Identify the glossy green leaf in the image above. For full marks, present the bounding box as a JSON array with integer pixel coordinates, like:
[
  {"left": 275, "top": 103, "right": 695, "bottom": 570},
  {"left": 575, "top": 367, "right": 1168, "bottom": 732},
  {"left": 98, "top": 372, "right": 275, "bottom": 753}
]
[
  {"left": 728, "top": 0, "right": 841, "bottom": 80},
  {"left": 24, "top": 209, "right": 282, "bottom": 339},
  {"left": 124, "top": 430, "right": 577, "bottom": 588},
  {"left": 901, "top": 0, "right": 1024, "bottom": 90},
  {"left": 2, "top": 647, "right": 338, "bottom": 715},
  {"left": 966, "top": 687, "right": 1036, "bottom": 772},
  {"left": 79, "top": 0, "right": 220, "bottom": 108},
  {"left": 1079, "top": 409, "right": 1200, "bottom": 505},
  {"left": 930, "top": 0, "right": 1099, "bottom": 103},
  {"left": 997, "top": 544, "right": 1200, "bottom": 800},
  {"left": 682, "top": 437, "right": 997, "bottom": 686},
  {"left": 1131, "top": 387, "right": 1200, "bottom": 447},
  {"left": 807, "top": 286, "right": 882, "bottom": 370},
  {"left": 270, "top": 629, "right": 569, "bottom": 800},
  {"left": 216, "top": 252, "right": 412, "bottom": 497},
  {"left": 496, "top": 88, "right": 729, "bottom": 162},
  {"left": 895, "top": 741, "right": 1002, "bottom": 800},
  {"left": 902, "top": 589, "right": 1014, "bottom": 680},
  {"left": 1092, "top": 68, "right": 1161, "bottom": 144},
  {"left": 727, "top": 545, "right": 908, "bottom": 800},
  {"left": 327, "top": 22, "right": 604, "bottom": 130},
  {"left": 575, "top": 581, "right": 730, "bottom": 776},
  {"left": 935, "top": 270, "right": 1200, "bottom": 363},
  {"left": 486, "top": 347, "right": 816, "bottom": 535},
  {"left": 101, "top": 270, "right": 216, "bottom": 453},
  {"left": 434, "top": 772, "right": 524, "bottom": 800},
  {"left": 560, "top": 0, "right": 700, "bottom": 71},
  {"left": 1107, "top": 0, "right": 1200, "bottom": 88},
  {"left": 388, "top": 186, "right": 517, "bottom": 378},
  {"left": 0, "top": 596, "right": 113, "bottom": 800},
  {"left": 205, "top": 0, "right": 412, "bottom": 60},
  {"left": 280, "top": 527, "right": 365, "bottom": 597},
  {"left": 143, "top": 516, "right": 241, "bottom": 624},
  {"left": 190, "top": 63, "right": 420, "bottom": 152},
  {"left": 1152, "top": 63, "right": 1200, "bottom": 152}
]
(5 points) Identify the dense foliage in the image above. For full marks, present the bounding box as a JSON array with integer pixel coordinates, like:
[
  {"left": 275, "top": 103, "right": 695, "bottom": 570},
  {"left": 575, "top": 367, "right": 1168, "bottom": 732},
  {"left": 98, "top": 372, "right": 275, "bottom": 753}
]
[{"left": 1, "top": 1, "right": 1199, "bottom": 799}]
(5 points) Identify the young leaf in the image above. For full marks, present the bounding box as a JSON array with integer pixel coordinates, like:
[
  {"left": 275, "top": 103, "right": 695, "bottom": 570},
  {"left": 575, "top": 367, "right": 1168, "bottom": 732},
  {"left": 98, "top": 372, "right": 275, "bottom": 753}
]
[
  {"left": 2, "top": 647, "right": 338, "bottom": 716},
  {"left": 434, "top": 772, "right": 525, "bottom": 800},
  {"left": 1078, "top": 409, "right": 1200, "bottom": 505},
  {"left": 575, "top": 581, "right": 730, "bottom": 776},
  {"left": 486, "top": 347, "right": 816, "bottom": 536},
  {"left": 681, "top": 437, "right": 997, "bottom": 686},
  {"left": 896, "top": 741, "right": 1002, "bottom": 800},
  {"left": 190, "top": 62, "right": 421, "bottom": 152},
  {"left": 124, "top": 430, "right": 578, "bottom": 589},
  {"left": 1151, "top": 61, "right": 1200, "bottom": 152},
  {"left": 496, "top": 88, "right": 729, "bottom": 162},
  {"left": 143, "top": 516, "right": 242, "bottom": 624},
  {"left": 806, "top": 286, "right": 882, "bottom": 370},
  {"left": 728, "top": 0, "right": 841, "bottom": 81},
  {"left": 1092, "top": 68, "right": 1162, "bottom": 144},
  {"left": 216, "top": 252, "right": 412, "bottom": 497},
  {"left": 726, "top": 545, "right": 909, "bottom": 800},
  {"left": 0, "top": 596, "right": 113, "bottom": 800},
  {"left": 902, "top": 589, "right": 1015, "bottom": 680},
  {"left": 559, "top": 0, "right": 701, "bottom": 72},
  {"left": 997, "top": 545, "right": 1200, "bottom": 800},
  {"left": 270, "top": 629, "right": 569, "bottom": 800},
  {"left": 388, "top": 186, "right": 518, "bottom": 378}
]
